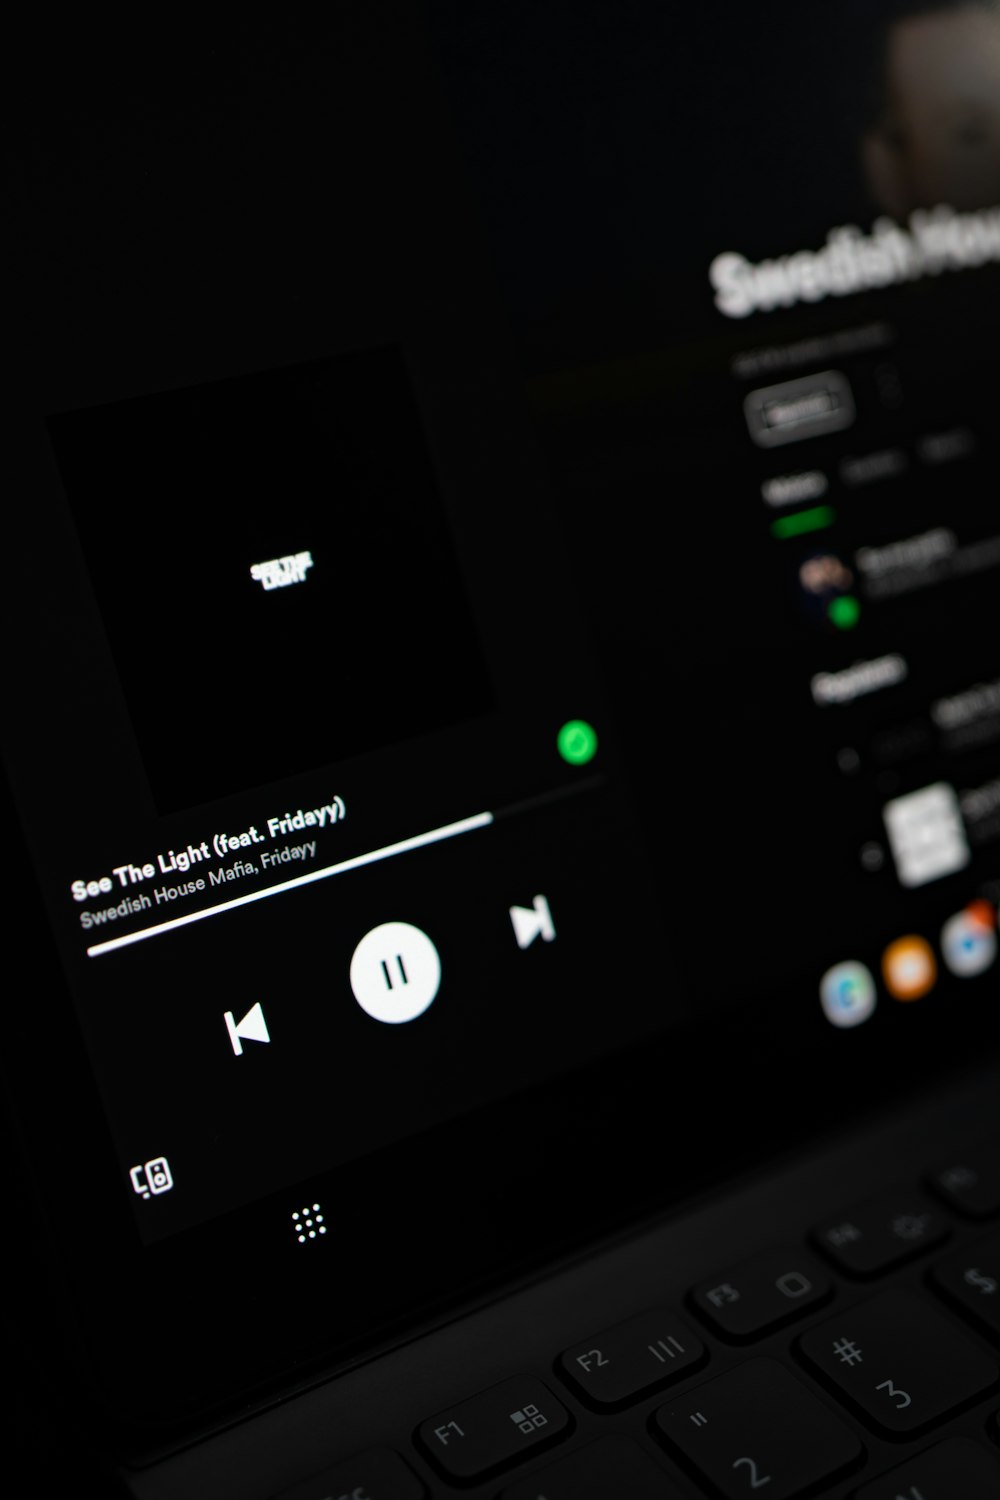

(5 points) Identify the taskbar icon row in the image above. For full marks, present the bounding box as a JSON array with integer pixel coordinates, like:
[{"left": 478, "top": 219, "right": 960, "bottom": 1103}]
[{"left": 820, "top": 899, "right": 996, "bottom": 1029}]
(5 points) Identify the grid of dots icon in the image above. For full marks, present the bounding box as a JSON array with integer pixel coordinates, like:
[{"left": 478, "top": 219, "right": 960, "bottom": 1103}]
[{"left": 292, "top": 1203, "right": 326, "bottom": 1244}]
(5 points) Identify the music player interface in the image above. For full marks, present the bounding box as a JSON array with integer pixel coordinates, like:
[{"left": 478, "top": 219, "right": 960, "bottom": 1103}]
[{"left": 4, "top": 331, "right": 661, "bottom": 1245}]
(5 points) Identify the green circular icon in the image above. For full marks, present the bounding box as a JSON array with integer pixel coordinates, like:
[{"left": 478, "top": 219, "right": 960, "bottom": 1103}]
[
  {"left": 828, "top": 595, "right": 860, "bottom": 631},
  {"left": 557, "top": 719, "right": 598, "bottom": 766}
]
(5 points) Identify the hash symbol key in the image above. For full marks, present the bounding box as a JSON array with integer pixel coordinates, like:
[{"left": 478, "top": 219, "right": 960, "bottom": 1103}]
[{"left": 798, "top": 1289, "right": 998, "bottom": 1434}]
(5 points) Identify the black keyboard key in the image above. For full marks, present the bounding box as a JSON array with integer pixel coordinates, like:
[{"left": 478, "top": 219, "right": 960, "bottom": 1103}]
[
  {"left": 930, "top": 1231, "right": 1000, "bottom": 1338},
  {"left": 417, "top": 1377, "right": 570, "bottom": 1482},
  {"left": 653, "top": 1357, "right": 861, "bottom": 1500},
  {"left": 499, "top": 1434, "right": 684, "bottom": 1499},
  {"left": 813, "top": 1194, "right": 949, "bottom": 1276},
  {"left": 798, "top": 1288, "right": 998, "bottom": 1434},
  {"left": 558, "top": 1307, "right": 705, "bottom": 1407},
  {"left": 274, "top": 1448, "right": 425, "bottom": 1499},
  {"left": 928, "top": 1147, "right": 1000, "bottom": 1219},
  {"left": 854, "top": 1436, "right": 1000, "bottom": 1498},
  {"left": 689, "top": 1248, "right": 831, "bottom": 1340}
]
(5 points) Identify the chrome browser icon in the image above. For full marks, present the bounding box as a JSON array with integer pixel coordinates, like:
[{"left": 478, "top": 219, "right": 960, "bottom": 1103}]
[{"left": 819, "top": 961, "right": 877, "bottom": 1029}]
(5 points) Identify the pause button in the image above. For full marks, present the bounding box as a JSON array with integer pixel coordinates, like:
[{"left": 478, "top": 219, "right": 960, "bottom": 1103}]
[{"left": 350, "top": 921, "right": 441, "bottom": 1024}]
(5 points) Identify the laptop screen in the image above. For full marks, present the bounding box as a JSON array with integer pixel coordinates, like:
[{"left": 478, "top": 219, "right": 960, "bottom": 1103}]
[{"left": 4, "top": 0, "right": 999, "bottom": 1418}]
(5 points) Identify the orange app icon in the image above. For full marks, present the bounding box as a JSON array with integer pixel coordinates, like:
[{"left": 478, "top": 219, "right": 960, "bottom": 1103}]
[{"left": 882, "top": 935, "right": 937, "bottom": 1002}]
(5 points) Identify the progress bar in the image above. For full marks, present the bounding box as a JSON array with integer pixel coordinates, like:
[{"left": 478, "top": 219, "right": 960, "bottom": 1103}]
[{"left": 87, "top": 811, "right": 494, "bottom": 958}]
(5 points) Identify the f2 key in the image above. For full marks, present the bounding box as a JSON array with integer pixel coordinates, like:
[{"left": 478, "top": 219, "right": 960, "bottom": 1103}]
[{"left": 559, "top": 1308, "right": 704, "bottom": 1406}]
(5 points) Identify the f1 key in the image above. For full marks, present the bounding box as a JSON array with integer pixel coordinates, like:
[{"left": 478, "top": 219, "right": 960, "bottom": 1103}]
[
  {"left": 418, "top": 1377, "right": 570, "bottom": 1482},
  {"left": 798, "top": 1289, "right": 998, "bottom": 1434}
]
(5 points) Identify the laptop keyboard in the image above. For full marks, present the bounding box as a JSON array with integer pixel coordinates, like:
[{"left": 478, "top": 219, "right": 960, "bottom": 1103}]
[{"left": 276, "top": 1145, "right": 1000, "bottom": 1498}]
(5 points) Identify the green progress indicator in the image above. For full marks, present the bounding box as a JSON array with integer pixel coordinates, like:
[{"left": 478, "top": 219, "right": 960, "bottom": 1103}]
[
  {"left": 558, "top": 719, "right": 598, "bottom": 766},
  {"left": 770, "top": 505, "right": 836, "bottom": 540}
]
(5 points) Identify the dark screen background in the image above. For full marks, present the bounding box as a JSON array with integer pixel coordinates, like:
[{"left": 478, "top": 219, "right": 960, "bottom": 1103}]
[
  {"left": 428, "top": 0, "right": 1000, "bottom": 1003},
  {"left": 427, "top": 0, "right": 899, "bottom": 356}
]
